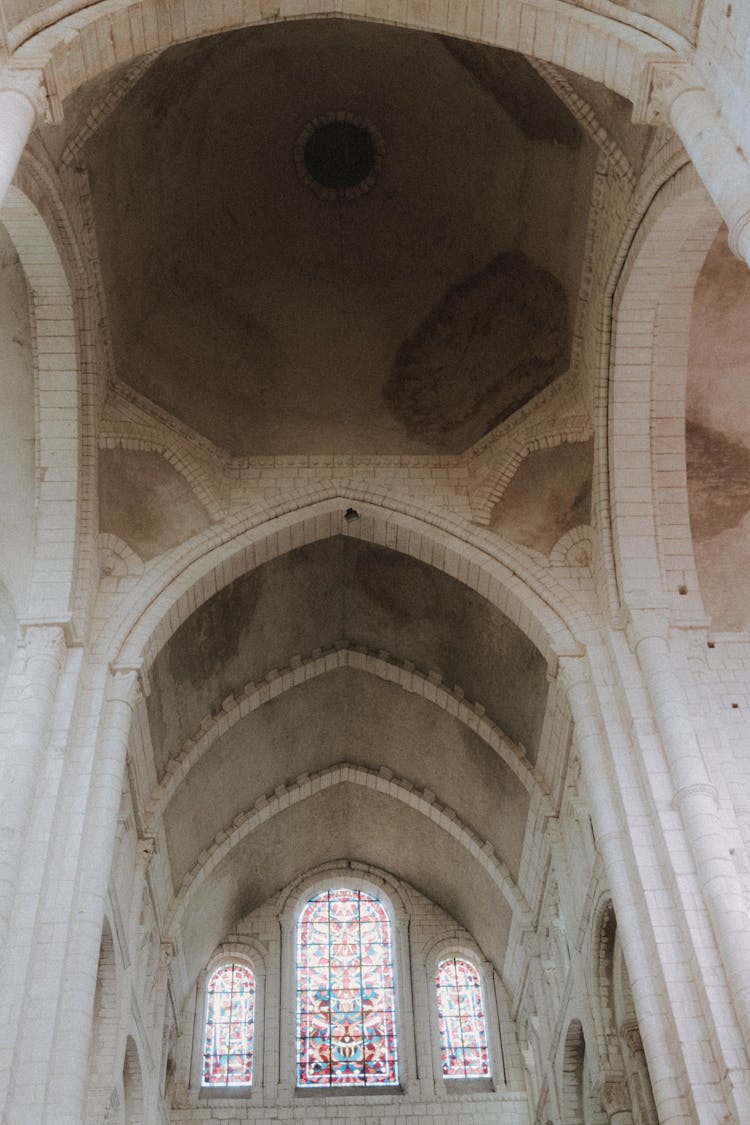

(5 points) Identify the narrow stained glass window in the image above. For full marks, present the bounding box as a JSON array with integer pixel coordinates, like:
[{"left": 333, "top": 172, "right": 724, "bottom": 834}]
[
  {"left": 296, "top": 888, "right": 399, "bottom": 1087},
  {"left": 435, "top": 957, "right": 490, "bottom": 1079},
  {"left": 202, "top": 962, "right": 255, "bottom": 1087}
]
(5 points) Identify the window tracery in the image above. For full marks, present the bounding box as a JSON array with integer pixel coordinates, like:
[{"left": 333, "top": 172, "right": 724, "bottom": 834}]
[
  {"left": 201, "top": 962, "right": 255, "bottom": 1087},
  {"left": 296, "top": 887, "right": 399, "bottom": 1087},
  {"left": 435, "top": 956, "right": 490, "bottom": 1079}
]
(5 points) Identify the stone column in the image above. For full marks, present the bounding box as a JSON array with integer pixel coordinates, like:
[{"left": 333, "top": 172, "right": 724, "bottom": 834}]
[
  {"left": 633, "top": 60, "right": 750, "bottom": 268},
  {"left": 631, "top": 614, "right": 750, "bottom": 1057},
  {"left": 558, "top": 656, "right": 690, "bottom": 1125},
  {"left": 45, "top": 664, "right": 142, "bottom": 1125},
  {"left": 0, "top": 623, "right": 67, "bottom": 951},
  {"left": 0, "top": 69, "right": 50, "bottom": 205}
]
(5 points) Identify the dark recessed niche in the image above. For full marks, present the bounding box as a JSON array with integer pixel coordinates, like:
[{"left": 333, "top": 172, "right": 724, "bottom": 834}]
[
  {"left": 296, "top": 113, "right": 384, "bottom": 201},
  {"left": 304, "top": 121, "right": 375, "bottom": 190}
]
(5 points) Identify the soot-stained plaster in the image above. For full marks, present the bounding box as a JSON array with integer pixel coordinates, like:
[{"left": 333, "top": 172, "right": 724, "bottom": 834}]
[
  {"left": 384, "top": 251, "right": 569, "bottom": 449},
  {"left": 147, "top": 537, "right": 549, "bottom": 775}
]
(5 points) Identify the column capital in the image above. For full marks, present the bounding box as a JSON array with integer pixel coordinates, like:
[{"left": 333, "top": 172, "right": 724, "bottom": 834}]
[
  {"left": 595, "top": 1074, "right": 631, "bottom": 1116},
  {"left": 107, "top": 661, "right": 148, "bottom": 705},
  {"left": 632, "top": 56, "right": 704, "bottom": 126},
  {"left": 19, "top": 621, "right": 68, "bottom": 671},
  {"left": 620, "top": 1019, "right": 643, "bottom": 1055},
  {"left": 0, "top": 65, "right": 59, "bottom": 126}
]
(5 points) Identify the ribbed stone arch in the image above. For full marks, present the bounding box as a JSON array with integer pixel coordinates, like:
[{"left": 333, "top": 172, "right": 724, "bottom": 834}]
[
  {"left": 103, "top": 494, "right": 586, "bottom": 682},
  {"left": 146, "top": 643, "right": 552, "bottom": 829},
  {"left": 165, "top": 761, "right": 532, "bottom": 936},
  {"left": 608, "top": 163, "right": 723, "bottom": 613},
  {"left": 13, "top": 0, "right": 671, "bottom": 116},
  {"left": 0, "top": 183, "right": 79, "bottom": 624}
]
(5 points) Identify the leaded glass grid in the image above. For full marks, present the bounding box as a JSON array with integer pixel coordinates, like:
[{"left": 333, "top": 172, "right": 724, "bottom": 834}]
[
  {"left": 202, "top": 962, "right": 255, "bottom": 1087},
  {"left": 296, "top": 888, "right": 399, "bottom": 1087},
  {"left": 435, "top": 957, "right": 490, "bottom": 1078}
]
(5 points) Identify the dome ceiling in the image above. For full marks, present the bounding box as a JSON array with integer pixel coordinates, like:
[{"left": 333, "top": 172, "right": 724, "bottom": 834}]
[{"left": 83, "top": 19, "right": 594, "bottom": 455}]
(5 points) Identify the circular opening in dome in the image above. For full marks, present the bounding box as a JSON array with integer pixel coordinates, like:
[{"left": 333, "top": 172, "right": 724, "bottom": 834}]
[{"left": 303, "top": 121, "right": 375, "bottom": 191}]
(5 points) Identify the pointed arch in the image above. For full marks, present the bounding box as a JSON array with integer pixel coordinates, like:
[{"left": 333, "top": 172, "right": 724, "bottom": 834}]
[
  {"left": 608, "top": 163, "right": 723, "bottom": 613},
  {"left": 0, "top": 183, "right": 79, "bottom": 625},
  {"left": 122, "top": 1036, "right": 145, "bottom": 1125},
  {"left": 14, "top": 1, "right": 676, "bottom": 117}
]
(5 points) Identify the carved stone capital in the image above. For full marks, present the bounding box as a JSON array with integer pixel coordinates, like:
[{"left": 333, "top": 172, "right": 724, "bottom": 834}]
[
  {"left": 596, "top": 1074, "right": 631, "bottom": 1116},
  {"left": 0, "top": 67, "right": 54, "bottom": 125},
  {"left": 108, "top": 661, "right": 148, "bottom": 704},
  {"left": 20, "top": 622, "right": 67, "bottom": 671},
  {"left": 620, "top": 1019, "right": 643, "bottom": 1055},
  {"left": 632, "top": 57, "right": 703, "bottom": 126}
]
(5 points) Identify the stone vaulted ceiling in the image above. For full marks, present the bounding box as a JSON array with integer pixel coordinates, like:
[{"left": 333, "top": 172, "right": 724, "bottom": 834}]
[
  {"left": 39, "top": 15, "right": 606, "bottom": 979},
  {"left": 82, "top": 19, "right": 595, "bottom": 455}
]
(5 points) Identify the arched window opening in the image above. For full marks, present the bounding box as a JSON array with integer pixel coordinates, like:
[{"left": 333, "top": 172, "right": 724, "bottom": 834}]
[
  {"left": 435, "top": 957, "right": 490, "bottom": 1079},
  {"left": 202, "top": 962, "right": 255, "bottom": 1087},
  {"left": 296, "top": 887, "right": 399, "bottom": 1087}
]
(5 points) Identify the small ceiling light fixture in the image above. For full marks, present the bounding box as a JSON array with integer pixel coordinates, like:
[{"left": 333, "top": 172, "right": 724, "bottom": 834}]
[
  {"left": 296, "top": 112, "right": 385, "bottom": 201},
  {"left": 344, "top": 507, "right": 360, "bottom": 523}
]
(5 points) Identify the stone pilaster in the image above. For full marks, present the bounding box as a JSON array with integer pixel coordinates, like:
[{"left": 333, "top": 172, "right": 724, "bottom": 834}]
[
  {"left": 0, "top": 623, "right": 67, "bottom": 951},
  {"left": 0, "top": 67, "right": 52, "bottom": 205}
]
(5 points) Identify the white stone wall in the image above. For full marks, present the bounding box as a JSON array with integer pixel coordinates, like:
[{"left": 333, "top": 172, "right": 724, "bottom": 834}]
[{"left": 1, "top": 3, "right": 750, "bottom": 1125}]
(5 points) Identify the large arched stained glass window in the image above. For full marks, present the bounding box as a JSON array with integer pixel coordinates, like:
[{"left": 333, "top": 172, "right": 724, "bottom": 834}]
[
  {"left": 296, "top": 888, "right": 399, "bottom": 1087},
  {"left": 435, "top": 957, "right": 490, "bottom": 1078},
  {"left": 202, "top": 963, "right": 255, "bottom": 1087}
]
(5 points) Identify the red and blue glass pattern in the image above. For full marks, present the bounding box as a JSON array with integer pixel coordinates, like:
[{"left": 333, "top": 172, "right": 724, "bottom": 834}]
[
  {"left": 435, "top": 957, "right": 490, "bottom": 1078},
  {"left": 202, "top": 963, "right": 255, "bottom": 1086},
  {"left": 296, "top": 888, "right": 399, "bottom": 1087}
]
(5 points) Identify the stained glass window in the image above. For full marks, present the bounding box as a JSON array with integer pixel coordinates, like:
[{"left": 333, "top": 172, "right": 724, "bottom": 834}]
[
  {"left": 435, "top": 957, "right": 490, "bottom": 1079},
  {"left": 296, "top": 888, "right": 399, "bottom": 1087},
  {"left": 202, "top": 962, "right": 255, "bottom": 1086}
]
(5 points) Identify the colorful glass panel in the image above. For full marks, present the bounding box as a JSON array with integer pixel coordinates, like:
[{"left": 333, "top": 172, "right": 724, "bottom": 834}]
[
  {"left": 435, "top": 957, "right": 490, "bottom": 1078},
  {"left": 297, "top": 888, "right": 399, "bottom": 1087},
  {"left": 202, "top": 963, "right": 255, "bottom": 1086}
]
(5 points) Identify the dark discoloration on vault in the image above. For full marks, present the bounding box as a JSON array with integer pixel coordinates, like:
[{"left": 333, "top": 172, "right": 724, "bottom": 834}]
[
  {"left": 82, "top": 19, "right": 587, "bottom": 456},
  {"left": 163, "top": 667, "right": 531, "bottom": 889},
  {"left": 436, "top": 37, "right": 582, "bottom": 147},
  {"left": 146, "top": 536, "right": 549, "bottom": 776},
  {"left": 686, "top": 420, "right": 750, "bottom": 540},
  {"left": 384, "top": 251, "right": 569, "bottom": 449}
]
